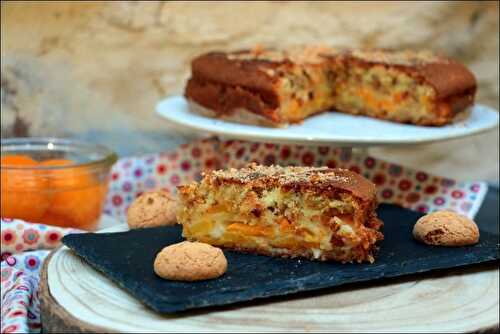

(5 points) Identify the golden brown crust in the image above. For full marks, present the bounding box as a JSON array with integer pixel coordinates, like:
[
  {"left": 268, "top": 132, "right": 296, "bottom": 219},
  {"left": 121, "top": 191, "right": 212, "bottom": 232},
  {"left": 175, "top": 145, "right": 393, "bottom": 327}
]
[
  {"left": 188, "top": 99, "right": 284, "bottom": 127},
  {"left": 190, "top": 51, "right": 279, "bottom": 101},
  {"left": 185, "top": 78, "right": 282, "bottom": 124}
]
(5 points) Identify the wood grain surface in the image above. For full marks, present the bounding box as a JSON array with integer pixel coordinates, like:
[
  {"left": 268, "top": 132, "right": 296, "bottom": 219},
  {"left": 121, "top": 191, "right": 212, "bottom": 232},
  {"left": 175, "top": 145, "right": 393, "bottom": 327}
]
[{"left": 40, "top": 226, "right": 499, "bottom": 333}]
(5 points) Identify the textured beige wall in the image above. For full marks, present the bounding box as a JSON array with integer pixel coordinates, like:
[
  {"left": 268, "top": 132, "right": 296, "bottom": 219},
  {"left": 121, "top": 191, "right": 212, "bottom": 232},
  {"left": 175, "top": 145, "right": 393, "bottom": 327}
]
[{"left": 1, "top": 1, "right": 499, "bottom": 180}]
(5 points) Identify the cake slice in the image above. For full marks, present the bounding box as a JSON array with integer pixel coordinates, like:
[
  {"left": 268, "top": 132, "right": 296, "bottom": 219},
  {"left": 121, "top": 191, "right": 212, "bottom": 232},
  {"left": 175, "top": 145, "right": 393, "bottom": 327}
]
[
  {"left": 177, "top": 164, "right": 383, "bottom": 263},
  {"left": 184, "top": 46, "right": 476, "bottom": 127}
]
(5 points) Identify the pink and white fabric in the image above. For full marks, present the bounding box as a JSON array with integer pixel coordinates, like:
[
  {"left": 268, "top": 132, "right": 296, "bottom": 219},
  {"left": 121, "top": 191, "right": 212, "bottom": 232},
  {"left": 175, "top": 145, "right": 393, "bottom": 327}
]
[{"left": 1, "top": 220, "right": 81, "bottom": 333}]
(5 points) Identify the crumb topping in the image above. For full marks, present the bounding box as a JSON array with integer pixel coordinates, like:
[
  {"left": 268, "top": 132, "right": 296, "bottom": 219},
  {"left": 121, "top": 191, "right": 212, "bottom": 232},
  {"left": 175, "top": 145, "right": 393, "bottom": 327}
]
[
  {"left": 226, "top": 47, "right": 443, "bottom": 67},
  {"left": 227, "top": 45, "right": 338, "bottom": 65},
  {"left": 208, "top": 163, "right": 347, "bottom": 183},
  {"left": 200, "top": 163, "right": 376, "bottom": 200},
  {"left": 349, "top": 49, "right": 445, "bottom": 66}
]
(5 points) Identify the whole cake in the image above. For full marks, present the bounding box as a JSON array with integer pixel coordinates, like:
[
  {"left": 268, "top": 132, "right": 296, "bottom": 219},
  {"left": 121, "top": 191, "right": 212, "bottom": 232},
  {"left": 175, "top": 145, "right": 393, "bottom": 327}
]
[
  {"left": 184, "top": 46, "right": 476, "bottom": 127},
  {"left": 177, "top": 164, "right": 383, "bottom": 263}
]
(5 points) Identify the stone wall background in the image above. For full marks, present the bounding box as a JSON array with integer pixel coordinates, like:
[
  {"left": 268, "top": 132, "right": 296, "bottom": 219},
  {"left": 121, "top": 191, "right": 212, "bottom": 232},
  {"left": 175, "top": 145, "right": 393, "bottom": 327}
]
[{"left": 1, "top": 1, "right": 499, "bottom": 180}]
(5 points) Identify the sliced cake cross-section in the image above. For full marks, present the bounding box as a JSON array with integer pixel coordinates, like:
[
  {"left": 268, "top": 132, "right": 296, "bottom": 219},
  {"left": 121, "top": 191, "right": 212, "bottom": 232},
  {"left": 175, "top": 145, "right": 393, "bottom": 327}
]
[{"left": 177, "top": 164, "right": 383, "bottom": 263}]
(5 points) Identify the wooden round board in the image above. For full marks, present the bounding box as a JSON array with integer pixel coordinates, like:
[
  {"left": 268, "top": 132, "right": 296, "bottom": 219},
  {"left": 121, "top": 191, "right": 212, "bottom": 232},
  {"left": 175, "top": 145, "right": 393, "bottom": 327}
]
[{"left": 40, "top": 225, "right": 500, "bottom": 333}]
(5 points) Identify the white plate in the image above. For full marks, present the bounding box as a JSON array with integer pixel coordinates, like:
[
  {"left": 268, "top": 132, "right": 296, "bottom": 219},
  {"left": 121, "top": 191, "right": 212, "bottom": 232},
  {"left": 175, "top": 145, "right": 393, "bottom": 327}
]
[{"left": 156, "top": 96, "right": 499, "bottom": 147}]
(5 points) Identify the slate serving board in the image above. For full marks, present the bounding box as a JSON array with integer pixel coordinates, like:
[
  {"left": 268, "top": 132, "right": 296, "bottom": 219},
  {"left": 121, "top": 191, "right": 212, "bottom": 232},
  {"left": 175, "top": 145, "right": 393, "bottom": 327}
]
[{"left": 62, "top": 203, "right": 500, "bottom": 314}]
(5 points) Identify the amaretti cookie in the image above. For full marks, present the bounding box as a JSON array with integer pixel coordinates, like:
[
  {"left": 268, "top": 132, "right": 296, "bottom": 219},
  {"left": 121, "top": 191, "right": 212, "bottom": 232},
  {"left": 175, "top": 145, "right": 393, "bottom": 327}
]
[
  {"left": 177, "top": 164, "right": 383, "bottom": 263},
  {"left": 413, "top": 210, "right": 480, "bottom": 246},
  {"left": 154, "top": 241, "right": 227, "bottom": 281},
  {"left": 127, "top": 191, "right": 177, "bottom": 229},
  {"left": 184, "top": 46, "right": 476, "bottom": 127}
]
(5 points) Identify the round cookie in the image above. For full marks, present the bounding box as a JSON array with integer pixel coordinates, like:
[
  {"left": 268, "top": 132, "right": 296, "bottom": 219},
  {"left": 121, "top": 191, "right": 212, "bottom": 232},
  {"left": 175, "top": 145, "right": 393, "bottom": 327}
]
[
  {"left": 413, "top": 210, "right": 480, "bottom": 246},
  {"left": 127, "top": 191, "right": 177, "bottom": 229},
  {"left": 154, "top": 241, "right": 227, "bottom": 281}
]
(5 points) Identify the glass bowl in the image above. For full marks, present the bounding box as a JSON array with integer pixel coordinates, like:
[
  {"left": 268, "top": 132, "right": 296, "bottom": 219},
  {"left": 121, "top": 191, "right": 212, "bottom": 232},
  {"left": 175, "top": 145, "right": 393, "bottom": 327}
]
[{"left": 1, "top": 137, "right": 117, "bottom": 231}]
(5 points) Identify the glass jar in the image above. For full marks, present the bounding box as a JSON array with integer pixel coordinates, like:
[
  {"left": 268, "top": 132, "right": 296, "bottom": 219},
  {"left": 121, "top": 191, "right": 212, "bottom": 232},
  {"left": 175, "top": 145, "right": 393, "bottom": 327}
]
[{"left": 1, "top": 137, "right": 117, "bottom": 231}]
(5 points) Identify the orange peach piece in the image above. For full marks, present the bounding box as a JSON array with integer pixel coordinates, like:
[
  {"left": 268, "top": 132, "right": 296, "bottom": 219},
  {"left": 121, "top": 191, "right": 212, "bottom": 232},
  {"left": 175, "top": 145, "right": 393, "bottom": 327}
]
[
  {"left": 277, "top": 217, "right": 293, "bottom": 232},
  {"left": 226, "top": 222, "right": 274, "bottom": 237},
  {"left": 1, "top": 155, "right": 51, "bottom": 222},
  {"left": 1, "top": 155, "right": 38, "bottom": 166},
  {"left": 38, "top": 211, "right": 76, "bottom": 228},
  {"left": 39, "top": 159, "right": 74, "bottom": 167},
  {"left": 39, "top": 209, "right": 101, "bottom": 231},
  {"left": 40, "top": 160, "right": 105, "bottom": 231}
]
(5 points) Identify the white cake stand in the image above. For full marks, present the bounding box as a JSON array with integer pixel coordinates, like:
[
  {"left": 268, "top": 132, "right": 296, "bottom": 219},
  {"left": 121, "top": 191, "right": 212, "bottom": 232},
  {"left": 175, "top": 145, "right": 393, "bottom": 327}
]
[{"left": 155, "top": 96, "right": 499, "bottom": 147}]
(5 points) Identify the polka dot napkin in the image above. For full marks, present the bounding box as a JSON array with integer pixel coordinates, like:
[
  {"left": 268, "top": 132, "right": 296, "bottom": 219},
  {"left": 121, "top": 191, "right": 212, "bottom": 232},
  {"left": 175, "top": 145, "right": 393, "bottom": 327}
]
[
  {"left": 1, "top": 137, "right": 488, "bottom": 333},
  {"left": 104, "top": 138, "right": 488, "bottom": 221},
  {"left": 1, "top": 219, "right": 81, "bottom": 333}
]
